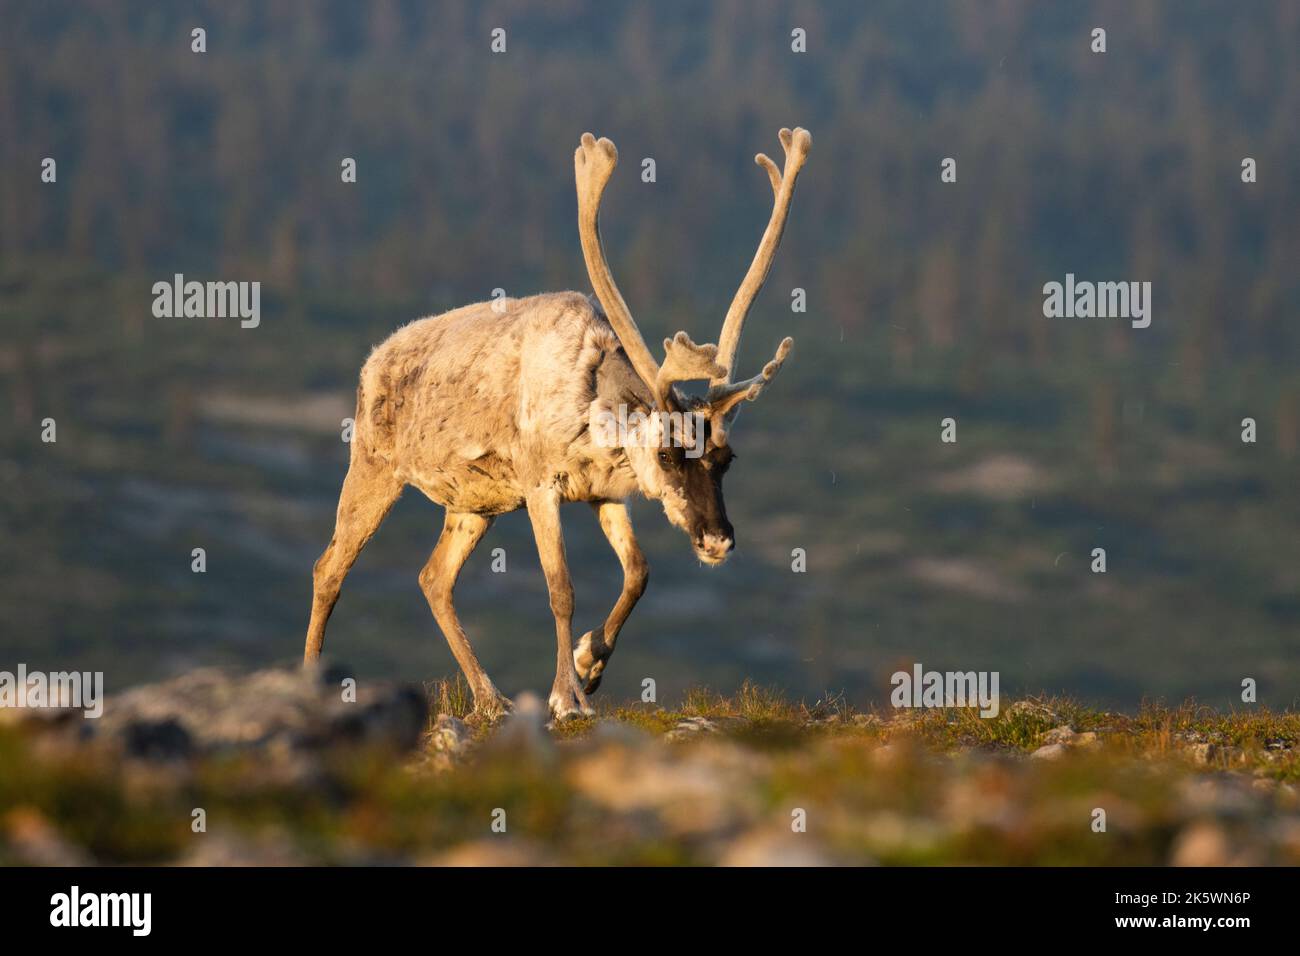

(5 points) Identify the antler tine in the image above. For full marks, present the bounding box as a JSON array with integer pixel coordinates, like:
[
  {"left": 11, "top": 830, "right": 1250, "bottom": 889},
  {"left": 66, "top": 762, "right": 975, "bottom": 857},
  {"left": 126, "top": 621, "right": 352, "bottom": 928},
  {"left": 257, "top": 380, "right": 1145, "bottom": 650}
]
[
  {"left": 756, "top": 153, "right": 782, "bottom": 195},
  {"left": 575, "top": 132, "right": 664, "bottom": 403},
  {"left": 712, "top": 127, "right": 811, "bottom": 387},
  {"left": 706, "top": 336, "right": 794, "bottom": 444},
  {"left": 654, "top": 331, "right": 726, "bottom": 410}
]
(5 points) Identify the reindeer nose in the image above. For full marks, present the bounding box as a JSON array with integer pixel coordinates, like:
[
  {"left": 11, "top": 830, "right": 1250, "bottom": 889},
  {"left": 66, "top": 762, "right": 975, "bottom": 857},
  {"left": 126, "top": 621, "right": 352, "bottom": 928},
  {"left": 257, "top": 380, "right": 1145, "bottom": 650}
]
[{"left": 700, "top": 532, "right": 735, "bottom": 559}]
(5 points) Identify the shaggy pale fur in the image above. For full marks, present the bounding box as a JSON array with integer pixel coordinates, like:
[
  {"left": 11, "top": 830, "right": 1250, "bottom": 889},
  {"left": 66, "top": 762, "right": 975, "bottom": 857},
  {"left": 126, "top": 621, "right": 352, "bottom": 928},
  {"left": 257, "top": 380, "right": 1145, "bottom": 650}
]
[{"left": 304, "top": 130, "right": 810, "bottom": 720}]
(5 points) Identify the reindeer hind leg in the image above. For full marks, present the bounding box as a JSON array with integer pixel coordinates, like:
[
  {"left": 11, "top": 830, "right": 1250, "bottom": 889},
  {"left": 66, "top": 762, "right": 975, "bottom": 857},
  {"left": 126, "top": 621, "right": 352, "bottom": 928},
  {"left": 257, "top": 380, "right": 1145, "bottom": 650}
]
[
  {"left": 304, "top": 449, "right": 403, "bottom": 662},
  {"left": 419, "top": 512, "right": 511, "bottom": 719}
]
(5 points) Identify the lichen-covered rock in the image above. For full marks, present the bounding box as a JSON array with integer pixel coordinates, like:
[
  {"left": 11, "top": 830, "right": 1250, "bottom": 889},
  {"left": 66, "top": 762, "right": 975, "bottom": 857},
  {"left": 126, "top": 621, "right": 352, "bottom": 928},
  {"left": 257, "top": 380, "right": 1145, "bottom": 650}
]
[
  {"left": 424, "top": 713, "right": 472, "bottom": 771},
  {"left": 665, "top": 716, "right": 720, "bottom": 741},
  {"left": 1030, "top": 726, "right": 1103, "bottom": 757},
  {"left": 85, "top": 664, "right": 428, "bottom": 759},
  {"left": 1042, "top": 725, "right": 1077, "bottom": 745},
  {"left": 568, "top": 740, "right": 755, "bottom": 838},
  {"left": 3, "top": 687, "right": 1299, "bottom": 866},
  {"left": 1008, "top": 700, "right": 1062, "bottom": 723},
  {"left": 1030, "top": 742, "right": 1068, "bottom": 761},
  {"left": 430, "top": 713, "right": 470, "bottom": 753},
  {"left": 489, "top": 692, "right": 552, "bottom": 757}
]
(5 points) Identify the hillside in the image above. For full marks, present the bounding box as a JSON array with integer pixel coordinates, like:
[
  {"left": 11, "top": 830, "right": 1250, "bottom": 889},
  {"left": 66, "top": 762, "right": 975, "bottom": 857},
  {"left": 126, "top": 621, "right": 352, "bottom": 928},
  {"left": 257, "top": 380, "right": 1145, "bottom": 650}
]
[{"left": 2, "top": 667, "right": 1297, "bottom": 865}]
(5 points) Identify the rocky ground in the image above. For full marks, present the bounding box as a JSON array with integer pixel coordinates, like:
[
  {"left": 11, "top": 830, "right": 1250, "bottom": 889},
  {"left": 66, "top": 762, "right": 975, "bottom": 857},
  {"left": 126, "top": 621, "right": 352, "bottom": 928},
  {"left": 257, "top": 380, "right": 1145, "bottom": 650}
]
[{"left": 2, "top": 666, "right": 1298, "bottom": 865}]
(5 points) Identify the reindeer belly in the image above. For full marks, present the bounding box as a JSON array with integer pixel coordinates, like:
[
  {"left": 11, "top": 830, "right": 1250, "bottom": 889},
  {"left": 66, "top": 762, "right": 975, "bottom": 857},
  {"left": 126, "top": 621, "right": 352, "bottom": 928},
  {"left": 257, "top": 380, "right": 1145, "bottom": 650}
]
[{"left": 398, "top": 457, "right": 526, "bottom": 515}]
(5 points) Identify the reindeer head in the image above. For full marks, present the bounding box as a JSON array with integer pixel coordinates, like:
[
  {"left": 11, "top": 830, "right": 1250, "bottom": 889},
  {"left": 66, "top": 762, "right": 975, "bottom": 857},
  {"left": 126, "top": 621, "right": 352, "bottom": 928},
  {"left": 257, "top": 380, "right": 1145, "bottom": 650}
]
[{"left": 575, "top": 128, "right": 810, "bottom": 564}]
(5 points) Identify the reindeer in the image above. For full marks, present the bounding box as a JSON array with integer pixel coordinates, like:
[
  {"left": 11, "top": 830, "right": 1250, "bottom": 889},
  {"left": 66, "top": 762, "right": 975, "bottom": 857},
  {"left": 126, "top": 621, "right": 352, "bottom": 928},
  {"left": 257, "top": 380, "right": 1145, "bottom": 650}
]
[{"left": 303, "top": 128, "right": 811, "bottom": 720}]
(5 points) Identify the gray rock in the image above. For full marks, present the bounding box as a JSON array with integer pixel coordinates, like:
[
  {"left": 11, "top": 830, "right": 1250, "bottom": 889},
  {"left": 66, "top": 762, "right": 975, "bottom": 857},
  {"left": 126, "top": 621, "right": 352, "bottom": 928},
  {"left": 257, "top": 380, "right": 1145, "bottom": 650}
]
[
  {"left": 665, "top": 716, "right": 720, "bottom": 741},
  {"left": 86, "top": 665, "right": 427, "bottom": 760},
  {"left": 430, "top": 714, "right": 470, "bottom": 754},
  {"left": 1008, "top": 700, "right": 1062, "bottom": 723},
  {"left": 490, "top": 692, "right": 552, "bottom": 757},
  {"left": 1041, "top": 725, "right": 1077, "bottom": 745},
  {"left": 1030, "top": 743, "right": 1068, "bottom": 761},
  {"left": 1178, "top": 776, "right": 1259, "bottom": 817},
  {"left": 121, "top": 717, "right": 193, "bottom": 760},
  {"left": 423, "top": 713, "right": 472, "bottom": 771},
  {"left": 567, "top": 742, "right": 751, "bottom": 837}
]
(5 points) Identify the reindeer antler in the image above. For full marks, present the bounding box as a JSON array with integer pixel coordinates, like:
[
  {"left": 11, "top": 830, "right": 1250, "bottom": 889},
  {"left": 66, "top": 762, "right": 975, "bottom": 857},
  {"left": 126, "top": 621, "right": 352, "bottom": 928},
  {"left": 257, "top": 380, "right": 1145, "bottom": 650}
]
[
  {"left": 705, "top": 336, "right": 793, "bottom": 445},
  {"left": 706, "top": 127, "right": 810, "bottom": 442},
  {"left": 656, "top": 331, "right": 726, "bottom": 410},
  {"left": 576, "top": 129, "right": 808, "bottom": 423},
  {"left": 575, "top": 133, "right": 665, "bottom": 403},
  {"left": 713, "top": 128, "right": 810, "bottom": 384}
]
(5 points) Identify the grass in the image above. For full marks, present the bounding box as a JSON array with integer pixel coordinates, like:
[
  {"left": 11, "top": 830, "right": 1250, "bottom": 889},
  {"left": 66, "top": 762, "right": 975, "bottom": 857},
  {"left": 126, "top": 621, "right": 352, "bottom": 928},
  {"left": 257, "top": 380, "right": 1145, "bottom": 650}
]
[
  {"left": 542, "top": 685, "right": 1300, "bottom": 777},
  {"left": 2, "top": 687, "right": 1298, "bottom": 865},
  {"left": 426, "top": 674, "right": 475, "bottom": 721}
]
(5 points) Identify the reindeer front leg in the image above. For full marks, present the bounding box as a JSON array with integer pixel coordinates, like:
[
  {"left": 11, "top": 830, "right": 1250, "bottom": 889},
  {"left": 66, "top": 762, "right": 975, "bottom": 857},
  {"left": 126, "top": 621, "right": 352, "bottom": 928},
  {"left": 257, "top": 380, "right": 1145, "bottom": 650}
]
[
  {"left": 574, "top": 501, "right": 647, "bottom": 695},
  {"left": 526, "top": 487, "right": 595, "bottom": 720}
]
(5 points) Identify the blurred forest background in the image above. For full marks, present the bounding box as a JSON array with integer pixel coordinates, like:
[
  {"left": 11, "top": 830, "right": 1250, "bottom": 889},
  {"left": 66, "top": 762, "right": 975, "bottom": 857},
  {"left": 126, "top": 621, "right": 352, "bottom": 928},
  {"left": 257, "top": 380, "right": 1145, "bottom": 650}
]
[{"left": 1, "top": 1, "right": 1297, "bottom": 709}]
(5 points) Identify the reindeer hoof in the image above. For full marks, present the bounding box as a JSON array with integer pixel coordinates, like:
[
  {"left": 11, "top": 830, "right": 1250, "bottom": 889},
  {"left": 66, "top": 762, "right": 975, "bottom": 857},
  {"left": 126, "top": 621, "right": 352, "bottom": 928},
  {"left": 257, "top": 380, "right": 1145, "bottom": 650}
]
[
  {"left": 549, "top": 679, "right": 595, "bottom": 721},
  {"left": 574, "top": 630, "right": 612, "bottom": 695}
]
